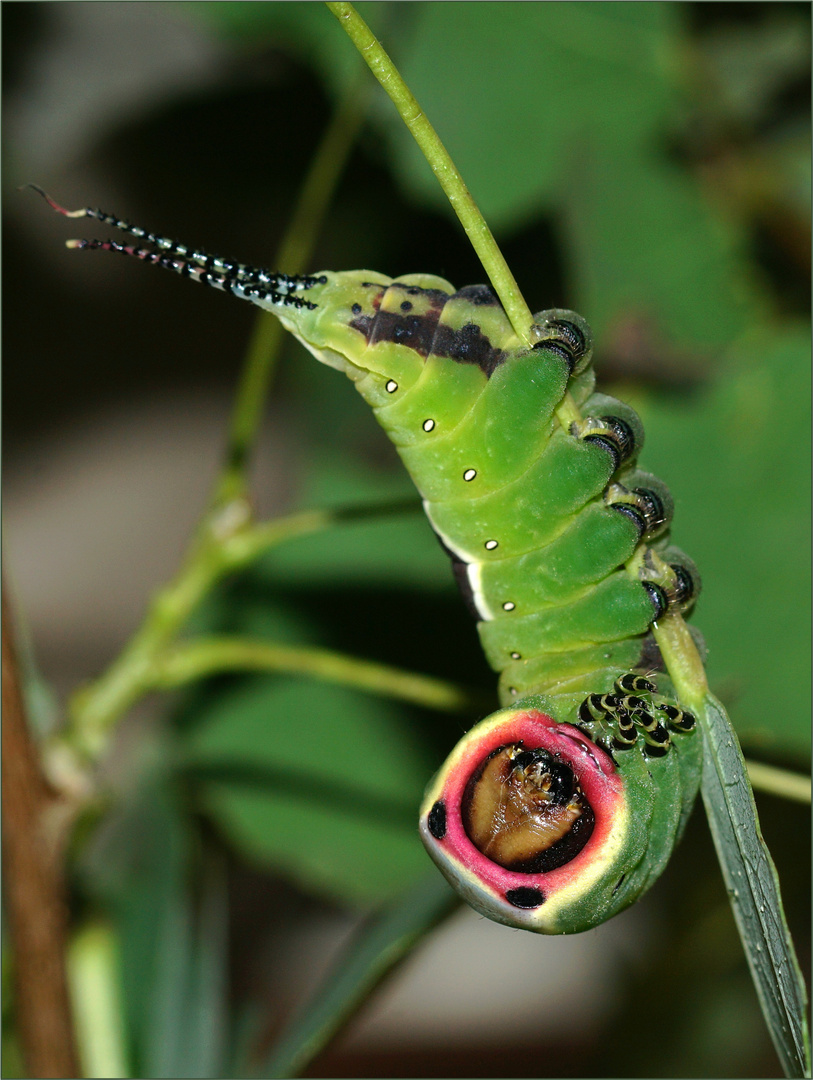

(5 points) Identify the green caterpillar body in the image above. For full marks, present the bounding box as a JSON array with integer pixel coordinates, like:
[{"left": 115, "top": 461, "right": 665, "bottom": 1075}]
[{"left": 41, "top": 194, "right": 703, "bottom": 933}]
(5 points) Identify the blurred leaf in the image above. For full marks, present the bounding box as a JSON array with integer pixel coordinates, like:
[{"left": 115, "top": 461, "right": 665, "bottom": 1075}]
[
  {"left": 145, "top": 866, "right": 228, "bottom": 1080},
  {"left": 256, "top": 508, "right": 451, "bottom": 596},
  {"left": 564, "top": 143, "right": 753, "bottom": 350},
  {"left": 382, "top": 3, "right": 678, "bottom": 229},
  {"left": 79, "top": 760, "right": 192, "bottom": 1076},
  {"left": 637, "top": 323, "right": 811, "bottom": 760},
  {"left": 261, "top": 872, "right": 457, "bottom": 1079},
  {"left": 697, "top": 13, "right": 811, "bottom": 129},
  {"left": 183, "top": 676, "right": 437, "bottom": 904},
  {"left": 180, "top": 1, "right": 388, "bottom": 95}
]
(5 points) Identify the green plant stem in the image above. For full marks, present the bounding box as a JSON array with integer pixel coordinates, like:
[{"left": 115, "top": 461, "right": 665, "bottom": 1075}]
[
  {"left": 651, "top": 609, "right": 709, "bottom": 712},
  {"left": 65, "top": 502, "right": 416, "bottom": 758},
  {"left": 67, "top": 922, "right": 128, "bottom": 1079},
  {"left": 326, "top": 1, "right": 582, "bottom": 430},
  {"left": 327, "top": 2, "right": 533, "bottom": 344},
  {"left": 153, "top": 636, "right": 488, "bottom": 715},
  {"left": 745, "top": 761, "right": 812, "bottom": 805}
]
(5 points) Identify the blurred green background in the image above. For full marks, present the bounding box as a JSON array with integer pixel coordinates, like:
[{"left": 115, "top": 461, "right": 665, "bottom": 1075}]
[{"left": 3, "top": 3, "right": 810, "bottom": 1078}]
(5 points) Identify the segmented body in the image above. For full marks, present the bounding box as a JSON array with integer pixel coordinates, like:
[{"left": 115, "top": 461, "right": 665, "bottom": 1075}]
[{"left": 38, "top": 192, "right": 704, "bottom": 933}]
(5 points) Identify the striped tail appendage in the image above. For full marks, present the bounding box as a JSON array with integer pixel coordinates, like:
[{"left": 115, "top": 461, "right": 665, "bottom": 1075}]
[{"left": 27, "top": 185, "right": 322, "bottom": 310}]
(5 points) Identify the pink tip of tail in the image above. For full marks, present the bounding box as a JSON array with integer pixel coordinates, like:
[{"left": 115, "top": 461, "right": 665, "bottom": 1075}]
[{"left": 24, "top": 183, "right": 87, "bottom": 218}]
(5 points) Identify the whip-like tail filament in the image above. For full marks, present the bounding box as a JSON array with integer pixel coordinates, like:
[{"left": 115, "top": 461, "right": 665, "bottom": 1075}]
[{"left": 26, "top": 184, "right": 321, "bottom": 310}]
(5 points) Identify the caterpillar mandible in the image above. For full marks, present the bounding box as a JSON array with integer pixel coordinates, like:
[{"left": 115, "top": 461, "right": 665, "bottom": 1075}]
[{"left": 35, "top": 188, "right": 704, "bottom": 935}]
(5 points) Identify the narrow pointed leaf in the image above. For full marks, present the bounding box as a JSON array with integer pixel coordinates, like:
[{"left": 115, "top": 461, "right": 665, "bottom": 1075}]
[{"left": 700, "top": 693, "right": 811, "bottom": 1078}]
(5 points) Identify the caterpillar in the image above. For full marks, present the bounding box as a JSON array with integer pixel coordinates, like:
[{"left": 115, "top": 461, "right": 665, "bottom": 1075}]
[{"left": 35, "top": 188, "right": 704, "bottom": 934}]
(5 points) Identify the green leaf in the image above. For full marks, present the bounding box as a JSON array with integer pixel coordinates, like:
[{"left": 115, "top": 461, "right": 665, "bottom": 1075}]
[
  {"left": 182, "top": 676, "right": 438, "bottom": 904},
  {"left": 180, "top": 1, "right": 389, "bottom": 96},
  {"left": 382, "top": 3, "right": 679, "bottom": 231},
  {"left": 564, "top": 143, "right": 751, "bottom": 350},
  {"left": 260, "top": 873, "right": 457, "bottom": 1078},
  {"left": 144, "top": 867, "right": 229, "bottom": 1080},
  {"left": 700, "top": 694, "right": 810, "bottom": 1078},
  {"left": 79, "top": 761, "right": 192, "bottom": 1075}
]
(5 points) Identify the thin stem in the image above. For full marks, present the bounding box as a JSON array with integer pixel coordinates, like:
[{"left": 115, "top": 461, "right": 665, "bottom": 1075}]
[
  {"left": 153, "top": 637, "right": 488, "bottom": 715},
  {"left": 66, "top": 503, "right": 412, "bottom": 756},
  {"left": 745, "top": 760, "right": 811, "bottom": 804},
  {"left": 327, "top": 1, "right": 535, "bottom": 346},
  {"left": 2, "top": 588, "right": 80, "bottom": 1078},
  {"left": 326, "top": 1, "right": 581, "bottom": 438},
  {"left": 651, "top": 610, "right": 708, "bottom": 711},
  {"left": 67, "top": 922, "right": 129, "bottom": 1079}
]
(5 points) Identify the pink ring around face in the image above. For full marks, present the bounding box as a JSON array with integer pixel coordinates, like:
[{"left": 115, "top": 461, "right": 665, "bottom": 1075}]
[{"left": 420, "top": 709, "right": 626, "bottom": 910}]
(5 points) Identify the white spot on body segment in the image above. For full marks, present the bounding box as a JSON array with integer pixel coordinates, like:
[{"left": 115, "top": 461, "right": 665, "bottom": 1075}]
[
  {"left": 484, "top": 539, "right": 498, "bottom": 550},
  {"left": 422, "top": 419, "right": 435, "bottom": 432},
  {"left": 421, "top": 503, "right": 493, "bottom": 611},
  {"left": 463, "top": 468, "right": 477, "bottom": 482},
  {"left": 386, "top": 379, "right": 398, "bottom": 393},
  {"left": 511, "top": 651, "right": 521, "bottom": 660},
  {"left": 502, "top": 601, "right": 516, "bottom": 612}
]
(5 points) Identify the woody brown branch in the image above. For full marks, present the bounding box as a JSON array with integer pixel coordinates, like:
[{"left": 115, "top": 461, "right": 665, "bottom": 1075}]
[{"left": 2, "top": 589, "right": 80, "bottom": 1078}]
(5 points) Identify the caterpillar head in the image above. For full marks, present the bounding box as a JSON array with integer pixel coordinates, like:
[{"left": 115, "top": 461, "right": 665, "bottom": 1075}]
[{"left": 419, "top": 702, "right": 641, "bottom": 934}]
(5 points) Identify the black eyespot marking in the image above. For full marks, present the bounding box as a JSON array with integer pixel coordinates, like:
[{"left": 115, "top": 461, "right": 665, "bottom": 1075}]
[
  {"left": 455, "top": 284, "right": 500, "bottom": 306},
  {"left": 427, "top": 800, "right": 447, "bottom": 839},
  {"left": 351, "top": 302, "right": 362, "bottom": 315},
  {"left": 349, "top": 284, "right": 506, "bottom": 375},
  {"left": 505, "top": 887, "right": 545, "bottom": 909}
]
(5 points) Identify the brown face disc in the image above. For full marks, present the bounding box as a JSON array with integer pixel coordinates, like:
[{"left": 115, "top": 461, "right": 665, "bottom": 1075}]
[{"left": 461, "top": 744, "right": 594, "bottom": 873}]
